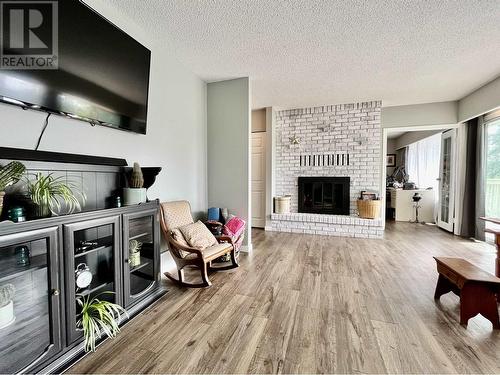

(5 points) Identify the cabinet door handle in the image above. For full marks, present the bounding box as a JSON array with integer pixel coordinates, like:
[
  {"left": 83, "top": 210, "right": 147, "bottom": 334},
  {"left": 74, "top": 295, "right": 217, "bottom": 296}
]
[
  {"left": 125, "top": 258, "right": 129, "bottom": 264},
  {"left": 52, "top": 289, "right": 60, "bottom": 296}
]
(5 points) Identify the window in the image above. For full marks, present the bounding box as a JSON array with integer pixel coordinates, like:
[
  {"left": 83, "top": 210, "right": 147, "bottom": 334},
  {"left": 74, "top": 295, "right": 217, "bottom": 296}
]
[
  {"left": 406, "top": 133, "right": 441, "bottom": 196},
  {"left": 486, "top": 119, "right": 500, "bottom": 218}
]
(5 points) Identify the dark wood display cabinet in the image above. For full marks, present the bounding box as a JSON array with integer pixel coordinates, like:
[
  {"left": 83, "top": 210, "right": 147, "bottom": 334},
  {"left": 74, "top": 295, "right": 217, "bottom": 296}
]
[
  {"left": 64, "top": 215, "right": 122, "bottom": 345},
  {"left": 123, "top": 208, "right": 160, "bottom": 308},
  {"left": 0, "top": 227, "right": 62, "bottom": 374},
  {"left": 0, "top": 201, "right": 165, "bottom": 374}
]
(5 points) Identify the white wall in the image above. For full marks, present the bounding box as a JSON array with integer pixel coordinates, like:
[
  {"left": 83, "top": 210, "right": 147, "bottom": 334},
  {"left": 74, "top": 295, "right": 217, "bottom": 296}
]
[
  {"left": 0, "top": 0, "right": 208, "bottom": 235},
  {"left": 251, "top": 108, "right": 266, "bottom": 133},
  {"left": 381, "top": 101, "right": 458, "bottom": 128},
  {"left": 386, "top": 138, "right": 397, "bottom": 176},
  {"left": 458, "top": 75, "right": 500, "bottom": 122},
  {"left": 207, "top": 78, "right": 251, "bottom": 249},
  {"left": 393, "top": 129, "right": 443, "bottom": 150}
]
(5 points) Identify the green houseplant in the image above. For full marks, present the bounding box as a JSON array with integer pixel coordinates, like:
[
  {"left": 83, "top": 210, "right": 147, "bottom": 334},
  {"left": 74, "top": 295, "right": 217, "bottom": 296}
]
[
  {"left": 76, "top": 292, "right": 128, "bottom": 352},
  {"left": 0, "top": 162, "right": 26, "bottom": 217},
  {"left": 25, "top": 173, "right": 86, "bottom": 218}
]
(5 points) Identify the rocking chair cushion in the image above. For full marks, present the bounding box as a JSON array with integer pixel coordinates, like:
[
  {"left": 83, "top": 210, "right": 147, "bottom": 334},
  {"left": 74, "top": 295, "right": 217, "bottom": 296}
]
[
  {"left": 170, "top": 228, "right": 190, "bottom": 258},
  {"left": 179, "top": 220, "right": 218, "bottom": 250},
  {"left": 201, "top": 242, "right": 233, "bottom": 260}
]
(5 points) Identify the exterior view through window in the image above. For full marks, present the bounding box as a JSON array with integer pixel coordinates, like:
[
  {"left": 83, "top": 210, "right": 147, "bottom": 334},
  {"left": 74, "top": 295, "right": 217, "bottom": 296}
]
[{"left": 486, "top": 119, "right": 500, "bottom": 219}]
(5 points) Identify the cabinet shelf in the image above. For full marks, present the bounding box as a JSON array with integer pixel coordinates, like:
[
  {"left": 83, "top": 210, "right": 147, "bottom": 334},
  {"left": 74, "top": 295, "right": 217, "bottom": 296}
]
[
  {"left": 130, "top": 257, "right": 151, "bottom": 273},
  {"left": 74, "top": 245, "right": 113, "bottom": 259},
  {"left": 128, "top": 232, "right": 151, "bottom": 241},
  {"left": 74, "top": 236, "right": 113, "bottom": 257},
  {"left": 0, "top": 254, "right": 46, "bottom": 283},
  {"left": 77, "top": 280, "right": 114, "bottom": 298}
]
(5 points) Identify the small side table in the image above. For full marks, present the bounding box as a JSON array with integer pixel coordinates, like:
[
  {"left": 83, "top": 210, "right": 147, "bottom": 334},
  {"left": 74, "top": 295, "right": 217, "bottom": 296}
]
[{"left": 480, "top": 217, "right": 500, "bottom": 278}]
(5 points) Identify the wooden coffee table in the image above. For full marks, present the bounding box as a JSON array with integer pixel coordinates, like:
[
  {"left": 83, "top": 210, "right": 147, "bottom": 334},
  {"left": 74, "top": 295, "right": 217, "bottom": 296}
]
[{"left": 434, "top": 257, "right": 500, "bottom": 329}]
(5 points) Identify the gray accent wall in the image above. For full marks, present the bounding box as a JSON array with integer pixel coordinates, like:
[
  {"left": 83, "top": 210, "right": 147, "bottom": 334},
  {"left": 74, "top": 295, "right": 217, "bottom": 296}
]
[{"left": 207, "top": 78, "right": 251, "bottom": 249}]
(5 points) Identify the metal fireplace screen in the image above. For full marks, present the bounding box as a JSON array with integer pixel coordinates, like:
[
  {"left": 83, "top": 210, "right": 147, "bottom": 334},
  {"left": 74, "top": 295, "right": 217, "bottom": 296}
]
[{"left": 298, "top": 177, "right": 350, "bottom": 215}]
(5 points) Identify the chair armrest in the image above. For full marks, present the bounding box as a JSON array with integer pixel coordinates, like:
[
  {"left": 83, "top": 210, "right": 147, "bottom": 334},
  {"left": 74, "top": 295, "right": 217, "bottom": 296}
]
[
  {"left": 216, "top": 236, "right": 235, "bottom": 247},
  {"left": 167, "top": 233, "right": 203, "bottom": 256}
]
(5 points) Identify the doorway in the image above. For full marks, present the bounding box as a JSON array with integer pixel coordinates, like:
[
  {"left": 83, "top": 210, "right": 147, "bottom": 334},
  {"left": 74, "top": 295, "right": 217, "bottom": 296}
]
[{"left": 384, "top": 126, "right": 457, "bottom": 231}]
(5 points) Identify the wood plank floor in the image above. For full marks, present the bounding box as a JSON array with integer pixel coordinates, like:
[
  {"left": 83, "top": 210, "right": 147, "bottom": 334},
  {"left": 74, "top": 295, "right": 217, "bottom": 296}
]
[{"left": 68, "top": 223, "right": 500, "bottom": 374}]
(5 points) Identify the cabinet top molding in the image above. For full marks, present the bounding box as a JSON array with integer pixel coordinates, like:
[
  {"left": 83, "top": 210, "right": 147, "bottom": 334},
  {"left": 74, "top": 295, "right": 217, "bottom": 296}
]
[{"left": 0, "top": 147, "right": 127, "bottom": 167}]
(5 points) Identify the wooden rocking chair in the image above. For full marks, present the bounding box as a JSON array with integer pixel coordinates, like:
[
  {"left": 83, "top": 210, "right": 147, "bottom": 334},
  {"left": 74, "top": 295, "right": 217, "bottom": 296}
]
[{"left": 159, "top": 201, "right": 238, "bottom": 288}]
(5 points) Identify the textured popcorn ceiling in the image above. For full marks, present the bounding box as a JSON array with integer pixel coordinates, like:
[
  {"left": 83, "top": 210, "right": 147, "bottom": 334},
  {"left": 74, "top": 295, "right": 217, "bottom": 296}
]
[{"left": 108, "top": 0, "right": 500, "bottom": 109}]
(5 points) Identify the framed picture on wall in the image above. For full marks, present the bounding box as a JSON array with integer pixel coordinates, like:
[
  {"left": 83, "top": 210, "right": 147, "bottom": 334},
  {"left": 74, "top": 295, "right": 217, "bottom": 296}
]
[{"left": 386, "top": 154, "right": 396, "bottom": 167}]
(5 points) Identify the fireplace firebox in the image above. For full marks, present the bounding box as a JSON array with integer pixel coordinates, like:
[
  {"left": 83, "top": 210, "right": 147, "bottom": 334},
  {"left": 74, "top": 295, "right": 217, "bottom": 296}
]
[{"left": 298, "top": 177, "right": 350, "bottom": 215}]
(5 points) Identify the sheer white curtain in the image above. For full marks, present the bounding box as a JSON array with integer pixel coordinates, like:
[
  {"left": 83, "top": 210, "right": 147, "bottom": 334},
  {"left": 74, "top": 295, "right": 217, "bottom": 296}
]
[{"left": 406, "top": 133, "right": 441, "bottom": 194}]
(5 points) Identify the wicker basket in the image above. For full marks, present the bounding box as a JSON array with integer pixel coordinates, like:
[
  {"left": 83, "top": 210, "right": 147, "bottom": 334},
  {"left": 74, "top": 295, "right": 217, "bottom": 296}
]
[
  {"left": 275, "top": 196, "right": 291, "bottom": 214},
  {"left": 357, "top": 199, "right": 381, "bottom": 219}
]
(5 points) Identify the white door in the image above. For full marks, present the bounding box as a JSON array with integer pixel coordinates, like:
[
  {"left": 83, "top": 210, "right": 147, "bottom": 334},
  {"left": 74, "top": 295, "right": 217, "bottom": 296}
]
[
  {"left": 251, "top": 132, "right": 266, "bottom": 228},
  {"left": 437, "top": 130, "right": 456, "bottom": 232}
]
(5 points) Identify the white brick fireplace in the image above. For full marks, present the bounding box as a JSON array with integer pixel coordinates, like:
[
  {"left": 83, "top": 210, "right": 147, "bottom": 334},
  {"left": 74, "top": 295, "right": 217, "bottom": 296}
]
[{"left": 269, "top": 101, "right": 384, "bottom": 238}]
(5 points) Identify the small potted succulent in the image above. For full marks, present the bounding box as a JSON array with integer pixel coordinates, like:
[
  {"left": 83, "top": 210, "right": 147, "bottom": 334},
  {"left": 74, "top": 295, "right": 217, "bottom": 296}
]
[
  {"left": 76, "top": 292, "right": 128, "bottom": 352},
  {"left": 123, "top": 162, "right": 146, "bottom": 205},
  {"left": 0, "top": 161, "right": 26, "bottom": 217},
  {"left": 25, "top": 173, "right": 86, "bottom": 218},
  {"left": 129, "top": 239, "right": 142, "bottom": 268},
  {"left": 0, "top": 284, "right": 15, "bottom": 329}
]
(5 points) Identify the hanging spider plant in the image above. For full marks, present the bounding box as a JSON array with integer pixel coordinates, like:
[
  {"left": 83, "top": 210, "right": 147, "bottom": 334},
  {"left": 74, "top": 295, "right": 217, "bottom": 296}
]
[
  {"left": 25, "top": 173, "right": 86, "bottom": 218},
  {"left": 76, "top": 292, "right": 128, "bottom": 352}
]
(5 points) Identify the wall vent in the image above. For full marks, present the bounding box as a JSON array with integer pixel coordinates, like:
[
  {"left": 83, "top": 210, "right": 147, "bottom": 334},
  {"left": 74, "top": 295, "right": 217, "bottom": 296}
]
[{"left": 299, "top": 153, "right": 350, "bottom": 167}]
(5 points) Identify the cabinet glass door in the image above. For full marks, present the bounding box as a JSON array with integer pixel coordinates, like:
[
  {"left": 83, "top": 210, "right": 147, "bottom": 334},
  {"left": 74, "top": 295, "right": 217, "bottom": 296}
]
[
  {"left": 123, "top": 209, "right": 159, "bottom": 307},
  {"left": 64, "top": 216, "right": 121, "bottom": 344},
  {"left": 0, "top": 227, "right": 61, "bottom": 374}
]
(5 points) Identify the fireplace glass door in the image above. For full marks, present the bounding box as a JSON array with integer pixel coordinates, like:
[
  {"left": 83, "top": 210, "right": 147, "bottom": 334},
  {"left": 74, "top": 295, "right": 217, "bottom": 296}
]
[{"left": 298, "top": 177, "right": 350, "bottom": 215}]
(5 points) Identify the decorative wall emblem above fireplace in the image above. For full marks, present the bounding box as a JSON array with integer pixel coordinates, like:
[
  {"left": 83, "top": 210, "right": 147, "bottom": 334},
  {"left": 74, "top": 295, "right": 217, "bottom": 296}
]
[
  {"left": 298, "top": 177, "right": 350, "bottom": 215},
  {"left": 299, "top": 153, "right": 350, "bottom": 167}
]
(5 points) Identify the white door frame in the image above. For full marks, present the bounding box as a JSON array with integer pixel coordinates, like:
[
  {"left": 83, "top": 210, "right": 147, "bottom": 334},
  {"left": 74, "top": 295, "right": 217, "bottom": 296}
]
[
  {"left": 380, "top": 123, "right": 459, "bottom": 230},
  {"left": 437, "top": 129, "right": 456, "bottom": 232},
  {"left": 251, "top": 131, "right": 266, "bottom": 228}
]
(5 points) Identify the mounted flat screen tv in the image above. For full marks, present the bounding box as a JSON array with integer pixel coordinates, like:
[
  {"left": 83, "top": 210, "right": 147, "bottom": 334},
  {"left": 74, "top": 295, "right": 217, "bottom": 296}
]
[{"left": 0, "top": 0, "right": 151, "bottom": 134}]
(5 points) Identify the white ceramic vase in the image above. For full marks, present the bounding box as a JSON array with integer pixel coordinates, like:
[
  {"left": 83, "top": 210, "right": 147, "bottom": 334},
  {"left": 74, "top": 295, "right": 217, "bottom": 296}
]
[
  {"left": 123, "top": 188, "right": 147, "bottom": 206},
  {"left": 0, "top": 300, "right": 15, "bottom": 329}
]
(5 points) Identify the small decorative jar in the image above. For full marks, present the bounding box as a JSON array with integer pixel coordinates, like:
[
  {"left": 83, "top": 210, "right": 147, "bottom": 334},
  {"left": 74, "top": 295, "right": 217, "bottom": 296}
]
[
  {"left": 14, "top": 245, "right": 30, "bottom": 266},
  {"left": 8, "top": 207, "right": 26, "bottom": 223}
]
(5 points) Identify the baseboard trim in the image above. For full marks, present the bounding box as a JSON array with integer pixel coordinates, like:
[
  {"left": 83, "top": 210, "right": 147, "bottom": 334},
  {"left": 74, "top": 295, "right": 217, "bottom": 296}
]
[{"left": 241, "top": 244, "right": 253, "bottom": 253}]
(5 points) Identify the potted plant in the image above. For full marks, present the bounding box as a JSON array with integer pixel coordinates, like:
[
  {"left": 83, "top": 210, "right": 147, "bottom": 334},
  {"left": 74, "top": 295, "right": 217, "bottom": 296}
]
[
  {"left": 129, "top": 239, "right": 142, "bottom": 268},
  {"left": 0, "top": 161, "right": 26, "bottom": 217},
  {"left": 0, "top": 284, "right": 15, "bottom": 329},
  {"left": 123, "top": 162, "right": 146, "bottom": 205},
  {"left": 76, "top": 292, "right": 128, "bottom": 352},
  {"left": 25, "top": 173, "right": 86, "bottom": 218}
]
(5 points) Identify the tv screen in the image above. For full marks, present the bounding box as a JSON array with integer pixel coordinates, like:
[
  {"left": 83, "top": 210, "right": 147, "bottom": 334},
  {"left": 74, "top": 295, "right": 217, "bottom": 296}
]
[{"left": 0, "top": 0, "right": 151, "bottom": 134}]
